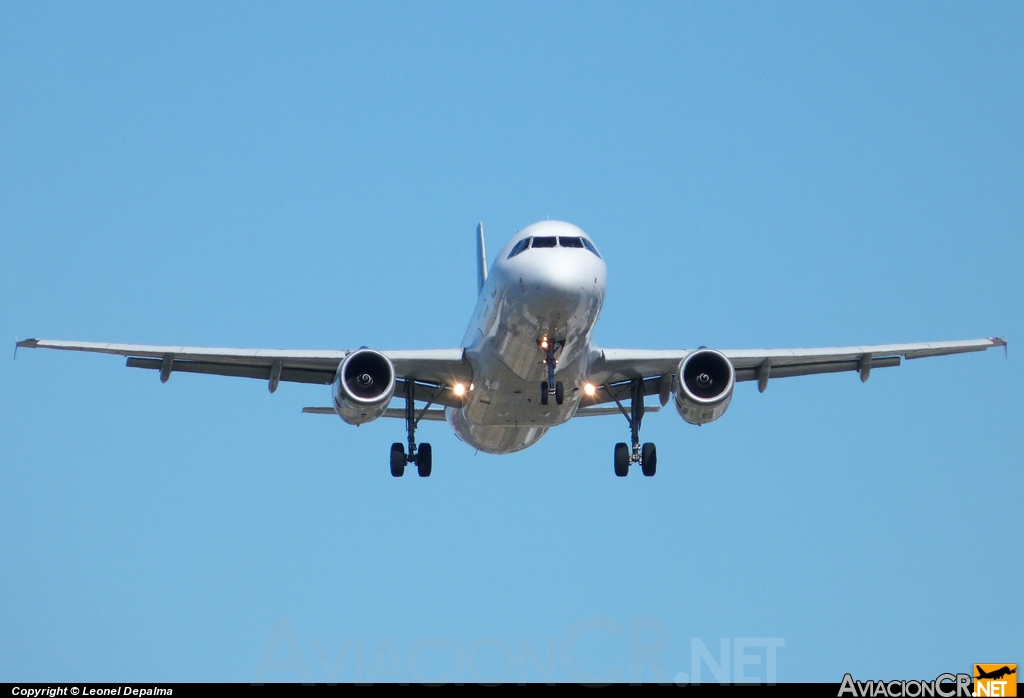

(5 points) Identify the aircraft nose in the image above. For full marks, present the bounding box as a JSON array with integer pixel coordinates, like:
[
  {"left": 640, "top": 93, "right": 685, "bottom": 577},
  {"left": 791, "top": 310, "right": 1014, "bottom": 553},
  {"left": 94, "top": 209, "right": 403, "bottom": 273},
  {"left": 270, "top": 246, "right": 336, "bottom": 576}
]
[{"left": 520, "top": 251, "right": 600, "bottom": 301}]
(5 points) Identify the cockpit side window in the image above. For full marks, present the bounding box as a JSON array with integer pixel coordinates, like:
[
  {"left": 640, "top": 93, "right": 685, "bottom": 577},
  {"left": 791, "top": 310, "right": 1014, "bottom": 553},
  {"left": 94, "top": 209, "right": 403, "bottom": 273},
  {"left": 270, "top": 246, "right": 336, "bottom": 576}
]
[
  {"left": 558, "top": 236, "right": 585, "bottom": 248},
  {"left": 531, "top": 236, "right": 557, "bottom": 248},
  {"left": 507, "top": 238, "right": 531, "bottom": 259},
  {"left": 581, "top": 238, "right": 602, "bottom": 259}
]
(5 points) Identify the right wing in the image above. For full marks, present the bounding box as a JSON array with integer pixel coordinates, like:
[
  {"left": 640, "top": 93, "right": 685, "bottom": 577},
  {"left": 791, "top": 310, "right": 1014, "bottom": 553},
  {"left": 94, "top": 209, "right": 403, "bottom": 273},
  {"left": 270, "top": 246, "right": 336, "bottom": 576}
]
[{"left": 15, "top": 338, "right": 472, "bottom": 407}]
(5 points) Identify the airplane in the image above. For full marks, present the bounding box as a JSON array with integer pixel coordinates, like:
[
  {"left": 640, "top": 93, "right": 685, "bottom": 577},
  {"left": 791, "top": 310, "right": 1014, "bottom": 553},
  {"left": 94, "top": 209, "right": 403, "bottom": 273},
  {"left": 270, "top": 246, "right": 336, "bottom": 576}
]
[
  {"left": 16, "top": 220, "right": 1007, "bottom": 478},
  {"left": 975, "top": 666, "right": 1016, "bottom": 681}
]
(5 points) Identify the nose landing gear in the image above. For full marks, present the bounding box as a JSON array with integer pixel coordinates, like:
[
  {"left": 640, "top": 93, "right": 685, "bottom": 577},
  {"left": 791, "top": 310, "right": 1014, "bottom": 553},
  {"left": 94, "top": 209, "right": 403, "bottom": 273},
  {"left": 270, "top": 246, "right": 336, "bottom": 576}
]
[
  {"left": 609, "top": 378, "right": 657, "bottom": 477},
  {"left": 539, "top": 381, "right": 564, "bottom": 406},
  {"left": 391, "top": 380, "right": 434, "bottom": 477},
  {"left": 539, "top": 338, "right": 564, "bottom": 406}
]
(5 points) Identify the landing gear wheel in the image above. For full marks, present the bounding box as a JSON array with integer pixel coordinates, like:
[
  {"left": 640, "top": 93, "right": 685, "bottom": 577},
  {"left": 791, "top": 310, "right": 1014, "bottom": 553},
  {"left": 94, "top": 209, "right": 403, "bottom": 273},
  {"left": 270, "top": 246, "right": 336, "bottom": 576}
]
[
  {"left": 555, "top": 381, "right": 564, "bottom": 405},
  {"left": 390, "top": 443, "right": 406, "bottom": 477},
  {"left": 540, "top": 381, "right": 549, "bottom": 405},
  {"left": 416, "top": 443, "right": 432, "bottom": 477},
  {"left": 641, "top": 442, "right": 657, "bottom": 477},
  {"left": 614, "top": 442, "right": 630, "bottom": 477}
]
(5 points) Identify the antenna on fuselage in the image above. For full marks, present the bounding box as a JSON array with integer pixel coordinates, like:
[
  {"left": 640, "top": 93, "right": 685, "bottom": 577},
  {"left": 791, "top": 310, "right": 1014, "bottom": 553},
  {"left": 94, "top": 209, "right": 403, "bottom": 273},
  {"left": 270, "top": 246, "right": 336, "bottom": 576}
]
[{"left": 476, "top": 222, "right": 487, "bottom": 294}]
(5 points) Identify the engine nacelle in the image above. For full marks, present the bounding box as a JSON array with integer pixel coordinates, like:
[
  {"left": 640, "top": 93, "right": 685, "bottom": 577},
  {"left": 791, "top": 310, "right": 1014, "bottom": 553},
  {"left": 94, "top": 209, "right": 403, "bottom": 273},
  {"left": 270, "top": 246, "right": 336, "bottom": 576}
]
[
  {"left": 674, "top": 349, "right": 735, "bottom": 425},
  {"left": 332, "top": 349, "right": 396, "bottom": 425}
]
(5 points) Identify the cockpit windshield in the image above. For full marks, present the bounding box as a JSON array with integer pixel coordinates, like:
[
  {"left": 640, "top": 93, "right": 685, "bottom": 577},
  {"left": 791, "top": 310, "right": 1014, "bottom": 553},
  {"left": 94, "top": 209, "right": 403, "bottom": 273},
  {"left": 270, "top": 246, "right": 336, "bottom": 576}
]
[{"left": 506, "top": 234, "right": 603, "bottom": 259}]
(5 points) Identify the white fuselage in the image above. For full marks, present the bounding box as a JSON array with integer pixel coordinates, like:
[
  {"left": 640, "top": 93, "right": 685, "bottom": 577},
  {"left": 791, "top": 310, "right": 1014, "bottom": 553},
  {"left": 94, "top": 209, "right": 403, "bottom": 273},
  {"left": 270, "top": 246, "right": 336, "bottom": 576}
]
[{"left": 445, "top": 221, "right": 608, "bottom": 453}]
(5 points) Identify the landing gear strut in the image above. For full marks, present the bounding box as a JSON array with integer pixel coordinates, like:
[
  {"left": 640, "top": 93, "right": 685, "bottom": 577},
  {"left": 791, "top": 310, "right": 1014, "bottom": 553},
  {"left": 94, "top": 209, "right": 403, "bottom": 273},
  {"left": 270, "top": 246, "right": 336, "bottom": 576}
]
[
  {"left": 609, "top": 378, "right": 657, "bottom": 477},
  {"left": 390, "top": 380, "right": 433, "bottom": 477},
  {"left": 539, "top": 339, "right": 564, "bottom": 406}
]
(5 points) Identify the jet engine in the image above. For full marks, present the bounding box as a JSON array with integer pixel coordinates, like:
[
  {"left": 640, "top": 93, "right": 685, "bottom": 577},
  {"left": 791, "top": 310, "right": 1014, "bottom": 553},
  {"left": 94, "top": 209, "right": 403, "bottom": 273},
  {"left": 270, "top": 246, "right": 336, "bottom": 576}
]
[
  {"left": 674, "top": 349, "right": 735, "bottom": 425},
  {"left": 332, "top": 349, "right": 396, "bottom": 425}
]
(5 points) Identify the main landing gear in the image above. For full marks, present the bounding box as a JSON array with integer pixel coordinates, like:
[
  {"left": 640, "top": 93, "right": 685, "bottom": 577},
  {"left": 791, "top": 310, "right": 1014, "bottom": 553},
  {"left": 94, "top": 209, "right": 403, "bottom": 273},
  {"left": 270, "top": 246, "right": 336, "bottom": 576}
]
[
  {"left": 539, "top": 338, "right": 564, "bottom": 406},
  {"left": 610, "top": 378, "right": 657, "bottom": 477},
  {"left": 391, "top": 380, "right": 433, "bottom": 477}
]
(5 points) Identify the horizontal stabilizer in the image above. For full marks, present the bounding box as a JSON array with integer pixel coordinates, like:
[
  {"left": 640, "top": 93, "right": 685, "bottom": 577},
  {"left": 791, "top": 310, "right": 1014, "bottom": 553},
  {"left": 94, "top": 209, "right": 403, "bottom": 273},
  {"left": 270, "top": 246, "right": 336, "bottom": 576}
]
[
  {"left": 302, "top": 406, "right": 448, "bottom": 421},
  {"left": 575, "top": 405, "right": 660, "bottom": 417},
  {"left": 301, "top": 405, "right": 658, "bottom": 419}
]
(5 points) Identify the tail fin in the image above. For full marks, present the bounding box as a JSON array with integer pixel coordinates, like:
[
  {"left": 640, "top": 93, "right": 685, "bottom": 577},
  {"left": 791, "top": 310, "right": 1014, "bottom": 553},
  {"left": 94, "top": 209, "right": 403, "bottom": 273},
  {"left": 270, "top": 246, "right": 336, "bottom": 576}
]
[{"left": 476, "top": 222, "right": 488, "bottom": 293}]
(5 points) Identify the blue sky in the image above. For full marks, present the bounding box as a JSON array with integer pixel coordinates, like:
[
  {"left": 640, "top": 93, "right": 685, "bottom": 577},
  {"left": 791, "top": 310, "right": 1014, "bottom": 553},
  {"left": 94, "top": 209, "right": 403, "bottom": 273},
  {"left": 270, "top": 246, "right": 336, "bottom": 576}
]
[{"left": 1, "top": 2, "right": 1021, "bottom": 683}]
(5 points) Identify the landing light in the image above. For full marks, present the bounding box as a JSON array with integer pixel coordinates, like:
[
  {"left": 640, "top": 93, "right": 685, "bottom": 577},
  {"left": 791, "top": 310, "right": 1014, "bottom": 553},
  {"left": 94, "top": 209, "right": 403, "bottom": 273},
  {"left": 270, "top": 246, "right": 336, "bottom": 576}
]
[
  {"left": 583, "top": 383, "right": 596, "bottom": 397},
  {"left": 453, "top": 383, "right": 467, "bottom": 397},
  {"left": 540, "top": 338, "right": 549, "bottom": 350}
]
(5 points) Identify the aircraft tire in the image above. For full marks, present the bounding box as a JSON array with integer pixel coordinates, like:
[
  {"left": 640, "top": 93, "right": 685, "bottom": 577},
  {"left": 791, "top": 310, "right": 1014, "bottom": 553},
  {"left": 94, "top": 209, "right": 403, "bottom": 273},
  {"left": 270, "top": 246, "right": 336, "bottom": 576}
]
[
  {"left": 540, "top": 382, "right": 549, "bottom": 405},
  {"left": 641, "top": 443, "right": 657, "bottom": 477},
  {"left": 614, "top": 442, "right": 630, "bottom": 477},
  {"left": 417, "top": 443, "right": 432, "bottom": 477},
  {"left": 390, "top": 443, "right": 406, "bottom": 477},
  {"left": 555, "top": 381, "right": 564, "bottom": 405}
]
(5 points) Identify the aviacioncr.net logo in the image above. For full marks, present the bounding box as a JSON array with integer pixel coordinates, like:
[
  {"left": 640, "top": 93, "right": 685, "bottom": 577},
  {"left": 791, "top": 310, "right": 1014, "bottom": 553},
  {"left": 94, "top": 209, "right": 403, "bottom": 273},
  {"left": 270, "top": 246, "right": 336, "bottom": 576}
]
[{"left": 838, "top": 673, "right": 973, "bottom": 697}]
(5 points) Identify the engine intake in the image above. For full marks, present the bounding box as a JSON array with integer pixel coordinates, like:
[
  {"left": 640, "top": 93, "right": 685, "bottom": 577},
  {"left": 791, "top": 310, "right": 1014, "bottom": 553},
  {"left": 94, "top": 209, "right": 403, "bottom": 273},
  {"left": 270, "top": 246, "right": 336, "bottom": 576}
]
[
  {"left": 332, "top": 349, "right": 396, "bottom": 425},
  {"left": 674, "top": 349, "right": 735, "bottom": 425}
]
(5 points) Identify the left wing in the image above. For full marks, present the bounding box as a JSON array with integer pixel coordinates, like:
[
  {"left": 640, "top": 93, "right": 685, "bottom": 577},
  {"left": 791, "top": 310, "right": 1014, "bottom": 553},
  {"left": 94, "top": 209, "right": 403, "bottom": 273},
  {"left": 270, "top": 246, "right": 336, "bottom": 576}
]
[
  {"left": 582, "top": 337, "right": 1006, "bottom": 408},
  {"left": 15, "top": 338, "right": 472, "bottom": 407}
]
